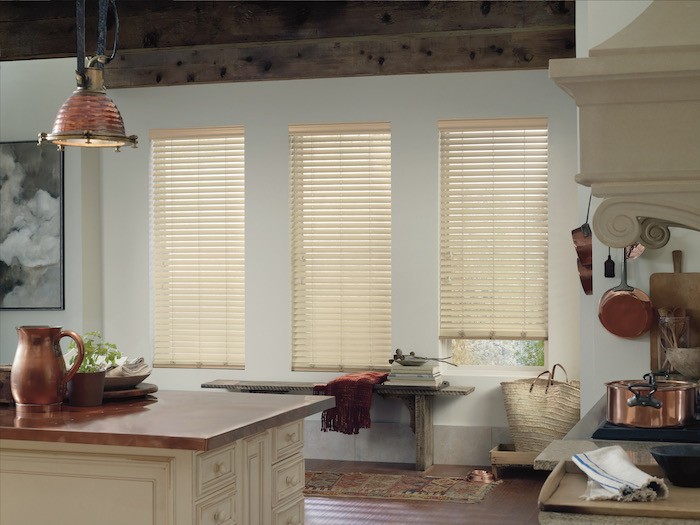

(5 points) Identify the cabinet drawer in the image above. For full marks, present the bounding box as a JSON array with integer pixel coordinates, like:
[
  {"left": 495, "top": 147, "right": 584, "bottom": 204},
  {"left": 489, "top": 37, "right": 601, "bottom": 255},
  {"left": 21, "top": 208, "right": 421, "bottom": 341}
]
[
  {"left": 196, "top": 488, "right": 237, "bottom": 525},
  {"left": 195, "top": 443, "right": 236, "bottom": 498},
  {"left": 272, "top": 420, "right": 303, "bottom": 462},
  {"left": 271, "top": 454, "right": 304, "bottom": 507},
  {"left": 272, "top": 496, "right": 304, "bottom": 525}
]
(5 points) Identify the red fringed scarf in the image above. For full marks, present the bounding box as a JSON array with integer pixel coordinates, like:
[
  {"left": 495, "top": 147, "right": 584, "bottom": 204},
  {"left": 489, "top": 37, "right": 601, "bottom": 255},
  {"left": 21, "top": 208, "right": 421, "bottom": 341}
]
[{"left": 313, "top": 371, "right": 389, "bottom": 435}]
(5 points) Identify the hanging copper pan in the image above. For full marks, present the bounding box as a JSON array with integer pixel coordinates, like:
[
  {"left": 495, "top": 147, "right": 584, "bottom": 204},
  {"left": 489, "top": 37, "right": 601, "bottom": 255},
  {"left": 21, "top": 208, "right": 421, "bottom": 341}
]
[
  {"left": 598, "top": 251, "right": 655, "bottom": 338},
  {"left": 571, "top": 193, "right": 593, "bottom": 295}
]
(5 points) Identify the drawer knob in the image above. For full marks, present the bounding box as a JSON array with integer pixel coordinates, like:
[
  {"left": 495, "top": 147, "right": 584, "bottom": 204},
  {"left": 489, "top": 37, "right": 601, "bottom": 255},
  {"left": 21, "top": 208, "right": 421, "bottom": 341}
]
[
  {"left": 214, "top": 461, "right": 226, "bottom": 475},
  {"left": 285, "top": 475, "right": 298, "bottom": 486},
  {"left": 213, "top": 510, "right": 229, "bottom": 524},
  {"left": 285, "top": 432, "right": 296, "bottom": 442}
]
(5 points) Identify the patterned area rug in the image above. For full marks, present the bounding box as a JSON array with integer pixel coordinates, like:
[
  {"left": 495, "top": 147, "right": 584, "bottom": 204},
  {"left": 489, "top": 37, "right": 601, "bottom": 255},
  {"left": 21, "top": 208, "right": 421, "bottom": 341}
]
[{"left": 304, "top": 471, "right": 500, "bottom": 504}]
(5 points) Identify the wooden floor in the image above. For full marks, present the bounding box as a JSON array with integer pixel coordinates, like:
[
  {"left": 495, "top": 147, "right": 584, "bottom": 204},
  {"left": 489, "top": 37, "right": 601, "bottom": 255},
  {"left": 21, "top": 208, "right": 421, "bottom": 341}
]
[{"left": 304, "top": 459, "right": 548, "bottom": 525}]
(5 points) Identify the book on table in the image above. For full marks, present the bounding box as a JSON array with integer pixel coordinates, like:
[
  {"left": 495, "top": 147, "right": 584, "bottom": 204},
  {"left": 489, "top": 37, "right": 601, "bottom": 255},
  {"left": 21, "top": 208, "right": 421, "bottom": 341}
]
[{"left": 388, "top": 372, "right": 440, "bottom": 380}]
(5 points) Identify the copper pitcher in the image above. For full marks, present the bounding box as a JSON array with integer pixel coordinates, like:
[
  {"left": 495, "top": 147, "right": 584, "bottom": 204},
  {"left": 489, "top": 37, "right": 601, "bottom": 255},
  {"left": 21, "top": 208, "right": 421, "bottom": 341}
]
[{"left": 11, "top": 326, "right": 85, "bottom": 411}]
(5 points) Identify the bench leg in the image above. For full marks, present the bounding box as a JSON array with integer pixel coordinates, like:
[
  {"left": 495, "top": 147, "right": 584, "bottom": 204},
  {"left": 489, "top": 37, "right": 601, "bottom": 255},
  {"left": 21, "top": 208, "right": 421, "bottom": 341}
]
[
  {"left": 375, "top": 393, "right": 434, "bottom": 471},
  {"left": 415, "top": 395, "right": 433, "bottom": 471}
]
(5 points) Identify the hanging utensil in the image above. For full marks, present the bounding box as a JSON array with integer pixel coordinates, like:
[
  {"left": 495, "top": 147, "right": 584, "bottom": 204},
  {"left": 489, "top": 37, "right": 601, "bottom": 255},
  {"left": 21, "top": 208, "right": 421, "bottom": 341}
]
[
  {"left": 572, "top": 192, "right": 593, "bottom": 295},
  {"left": 598, "top": 250, "right": 655, "bottom": 338},
  {"left": 604, "top": 247, "right": 615, "bottom": 278}
]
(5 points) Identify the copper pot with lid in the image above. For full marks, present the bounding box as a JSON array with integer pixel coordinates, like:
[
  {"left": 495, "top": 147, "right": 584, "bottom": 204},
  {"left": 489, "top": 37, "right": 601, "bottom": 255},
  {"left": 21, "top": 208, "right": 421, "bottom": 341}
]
[{"left": 606, "top": 372, "right": 697, "bottom": 428}]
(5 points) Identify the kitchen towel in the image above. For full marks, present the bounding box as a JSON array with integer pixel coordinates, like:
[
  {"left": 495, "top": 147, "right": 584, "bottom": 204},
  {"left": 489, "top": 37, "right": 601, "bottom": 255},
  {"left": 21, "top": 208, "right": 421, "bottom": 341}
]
[{"left": 572, "top": 445, "right": 668, "bottom": 502}]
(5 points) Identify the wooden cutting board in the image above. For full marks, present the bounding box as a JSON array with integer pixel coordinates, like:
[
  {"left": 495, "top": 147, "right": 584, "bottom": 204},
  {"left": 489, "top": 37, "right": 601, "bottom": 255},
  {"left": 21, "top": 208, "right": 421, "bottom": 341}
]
[
  {"left": 539, "top": 460, "right": 700, "bottom": 519},
  {"left": 649, "top": 250, "right": 700, "bottom": 371}
]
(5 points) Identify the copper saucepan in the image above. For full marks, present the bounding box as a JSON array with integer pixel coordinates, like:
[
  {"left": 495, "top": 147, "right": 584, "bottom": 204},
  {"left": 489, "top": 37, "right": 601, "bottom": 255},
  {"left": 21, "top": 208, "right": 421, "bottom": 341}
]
[
  {"left": 606, "top": 372, "right": 697, "bottom": 428},
  {"left": 598, "top": 251, "right": 654, "bottom": 338}
]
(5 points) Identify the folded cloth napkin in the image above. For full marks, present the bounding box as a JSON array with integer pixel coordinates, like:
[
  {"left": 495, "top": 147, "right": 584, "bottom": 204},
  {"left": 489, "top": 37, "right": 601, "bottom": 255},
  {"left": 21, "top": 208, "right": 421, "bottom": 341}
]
[
  {"left": 106, "top": 357, "right": 151, "bottom": 377},
  {"left": 572, "top": 445, "right": 668, "bottom": 502}
]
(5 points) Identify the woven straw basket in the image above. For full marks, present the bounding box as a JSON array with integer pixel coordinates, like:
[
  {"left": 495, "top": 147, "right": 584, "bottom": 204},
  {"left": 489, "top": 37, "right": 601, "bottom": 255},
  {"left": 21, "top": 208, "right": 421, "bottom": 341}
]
[{"left": 500, "top": 364, "right": 581, "bottom": 452}]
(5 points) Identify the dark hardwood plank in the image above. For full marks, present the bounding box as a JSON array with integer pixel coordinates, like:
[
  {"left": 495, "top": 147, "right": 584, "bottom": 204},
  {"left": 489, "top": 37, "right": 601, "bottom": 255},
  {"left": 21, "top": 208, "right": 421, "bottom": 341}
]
[{"left": 304, "top": 459, "right": 547, "bottom": 525}]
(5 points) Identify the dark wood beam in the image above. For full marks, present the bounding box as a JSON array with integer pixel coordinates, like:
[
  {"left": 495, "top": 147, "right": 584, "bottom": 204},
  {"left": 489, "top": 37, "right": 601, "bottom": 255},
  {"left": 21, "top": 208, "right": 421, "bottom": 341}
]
[
  {"left": 105, "top": 26, "right": 574, "bottom": 87},
  {"left": 0, "top": 1, "right": 574, "bottom": 86}
]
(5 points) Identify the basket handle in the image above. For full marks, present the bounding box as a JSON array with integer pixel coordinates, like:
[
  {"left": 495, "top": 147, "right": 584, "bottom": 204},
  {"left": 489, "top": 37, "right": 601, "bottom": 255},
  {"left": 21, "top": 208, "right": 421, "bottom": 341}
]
[
  {"left": 529, "top": 364, "right": 570, "bottom": 394},
  {"left": 549, "top": 364, "right": 569, "bottom": 385},
  {"left": 529, "top": 370, "right": 551, "bottom": 393}
]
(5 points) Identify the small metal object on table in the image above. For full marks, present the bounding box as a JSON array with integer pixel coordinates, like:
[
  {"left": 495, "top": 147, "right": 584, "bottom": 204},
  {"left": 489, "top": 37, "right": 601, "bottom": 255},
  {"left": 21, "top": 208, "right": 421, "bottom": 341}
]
[{"left": 202, "top": 379, "right": 475, "bottom": 471}]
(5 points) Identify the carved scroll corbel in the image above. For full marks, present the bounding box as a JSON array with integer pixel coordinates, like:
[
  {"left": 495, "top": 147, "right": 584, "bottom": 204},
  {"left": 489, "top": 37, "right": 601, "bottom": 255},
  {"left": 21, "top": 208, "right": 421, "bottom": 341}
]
[{"left": 592, "top": 197, "right": 692, "bottom": 249}]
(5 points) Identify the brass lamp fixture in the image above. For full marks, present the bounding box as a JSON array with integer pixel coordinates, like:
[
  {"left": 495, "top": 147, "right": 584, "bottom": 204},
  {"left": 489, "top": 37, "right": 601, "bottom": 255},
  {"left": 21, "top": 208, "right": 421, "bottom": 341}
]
[{"left": 39, "top": 0, "right": 137, "bottom": 151}]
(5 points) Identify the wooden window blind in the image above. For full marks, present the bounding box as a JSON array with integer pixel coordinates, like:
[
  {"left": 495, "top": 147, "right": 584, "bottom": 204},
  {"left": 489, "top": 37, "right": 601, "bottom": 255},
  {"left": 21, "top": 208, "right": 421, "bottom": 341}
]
[
  {"left": 150, "top": 127, "right": 245, "bottom": 367},
  {"left": 290, "top": 122, "right": 392, "bottom": 371},
  {"left": 439, "top": 118, "right": 548, "bottom": 340}
]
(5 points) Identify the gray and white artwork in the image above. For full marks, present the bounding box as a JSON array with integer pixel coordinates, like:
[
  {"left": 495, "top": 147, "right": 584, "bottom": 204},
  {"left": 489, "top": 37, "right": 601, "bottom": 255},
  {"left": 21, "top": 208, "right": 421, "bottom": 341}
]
[{"left": 0, "top": 142, "right": 64, "bottom": 309}]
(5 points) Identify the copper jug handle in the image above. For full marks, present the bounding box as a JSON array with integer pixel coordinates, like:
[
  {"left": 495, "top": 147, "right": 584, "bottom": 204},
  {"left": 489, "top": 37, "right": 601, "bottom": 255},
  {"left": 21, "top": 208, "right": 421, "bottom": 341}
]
[{"left": 60, "top": 330, "right": 85, "bottom": 388}]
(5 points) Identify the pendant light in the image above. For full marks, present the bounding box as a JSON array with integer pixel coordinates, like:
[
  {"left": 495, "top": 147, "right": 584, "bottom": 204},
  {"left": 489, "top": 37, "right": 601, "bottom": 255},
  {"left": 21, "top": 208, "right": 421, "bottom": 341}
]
[{"left": 39, "top": 0, "right": 137, "bottom": 151}]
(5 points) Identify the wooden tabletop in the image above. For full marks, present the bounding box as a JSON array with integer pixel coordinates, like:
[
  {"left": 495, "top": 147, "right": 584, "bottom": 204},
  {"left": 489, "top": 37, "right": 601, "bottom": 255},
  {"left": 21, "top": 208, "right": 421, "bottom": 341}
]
[{"left": 0, "top": 390, "right": 334, "bottom": 451}]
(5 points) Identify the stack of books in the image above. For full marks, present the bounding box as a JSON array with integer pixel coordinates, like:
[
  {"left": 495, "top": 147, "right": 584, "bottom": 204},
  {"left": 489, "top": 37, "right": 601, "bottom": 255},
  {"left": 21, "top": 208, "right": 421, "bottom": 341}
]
[{"left": 386, "top": 360, "right": 445, "bottom": 388}]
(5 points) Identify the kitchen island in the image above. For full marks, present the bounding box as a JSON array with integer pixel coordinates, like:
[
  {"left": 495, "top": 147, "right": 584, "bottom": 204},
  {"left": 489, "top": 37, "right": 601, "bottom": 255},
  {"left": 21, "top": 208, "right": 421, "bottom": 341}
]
[{"left": 0, "top": 389, "right": 335, "bottom": 525}]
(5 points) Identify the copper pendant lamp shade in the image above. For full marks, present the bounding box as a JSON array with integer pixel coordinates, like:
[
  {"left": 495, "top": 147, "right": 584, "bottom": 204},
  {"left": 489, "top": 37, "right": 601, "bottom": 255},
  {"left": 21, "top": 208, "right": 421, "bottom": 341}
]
[
  {"left": 39, "top": 0, "right": 137, "bottom": 151},
  {"left": 40, "top": 68, "right": 137, "bottom": 149}
]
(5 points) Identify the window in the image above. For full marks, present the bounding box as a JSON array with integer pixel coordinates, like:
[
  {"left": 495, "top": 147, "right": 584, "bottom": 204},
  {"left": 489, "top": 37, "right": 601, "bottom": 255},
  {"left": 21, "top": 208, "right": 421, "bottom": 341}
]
[
  {"left": 290, "top": 122, "right": 391, "bottom": 371},
  {"left": 438, "top": 118, "right": 548, "bottom": 367},
  {"left": 150, "top": 127, "right": 245, "bottom": 368}
]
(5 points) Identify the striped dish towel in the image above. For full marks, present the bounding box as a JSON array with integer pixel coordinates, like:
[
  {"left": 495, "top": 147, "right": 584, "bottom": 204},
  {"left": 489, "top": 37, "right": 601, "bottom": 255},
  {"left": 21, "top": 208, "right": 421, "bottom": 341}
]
[{"left": 572, "top": 445, "right": 668, "bottom": 502}]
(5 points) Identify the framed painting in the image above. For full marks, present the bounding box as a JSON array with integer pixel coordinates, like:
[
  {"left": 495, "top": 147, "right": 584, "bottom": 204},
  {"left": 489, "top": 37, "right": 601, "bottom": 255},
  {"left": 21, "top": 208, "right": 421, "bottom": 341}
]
[{"left": 0, "top": 141, "right": 64, "bottom": 310}]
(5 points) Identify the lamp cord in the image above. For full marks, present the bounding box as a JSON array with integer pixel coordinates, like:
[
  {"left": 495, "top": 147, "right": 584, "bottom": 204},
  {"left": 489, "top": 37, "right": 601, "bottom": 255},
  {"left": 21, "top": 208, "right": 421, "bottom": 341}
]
[
  {"left": 76, "top": 0, "right": 86, "bottom": 82},
  {"left": 96, "top": 0, "right": 119, "bottom": 65},
  {"left": 97, "top": 0, "right": 107, "bottom": 67}
]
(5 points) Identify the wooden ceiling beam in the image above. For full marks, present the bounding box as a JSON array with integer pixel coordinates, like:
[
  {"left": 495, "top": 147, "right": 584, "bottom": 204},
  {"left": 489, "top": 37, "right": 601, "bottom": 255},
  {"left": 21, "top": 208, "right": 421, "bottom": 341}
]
[
  {"left": 1, "top": 1, "right": 574, "bottom": 86},
  {"left": 105, "top": 26, "right": 575, "bottom": 87}
]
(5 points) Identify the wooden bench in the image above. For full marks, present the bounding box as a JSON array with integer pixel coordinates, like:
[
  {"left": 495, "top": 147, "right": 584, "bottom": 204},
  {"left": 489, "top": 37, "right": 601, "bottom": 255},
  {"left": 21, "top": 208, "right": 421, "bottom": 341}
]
[{"left": 202, "top": 379, "right": 474, "bottom": 471}]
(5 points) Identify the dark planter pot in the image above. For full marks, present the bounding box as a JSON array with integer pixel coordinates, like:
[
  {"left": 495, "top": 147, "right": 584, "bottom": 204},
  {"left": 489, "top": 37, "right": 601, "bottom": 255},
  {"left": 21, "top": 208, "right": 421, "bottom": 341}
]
[{"left": 67, "top": 370, "right": 106, "bottom": 407}]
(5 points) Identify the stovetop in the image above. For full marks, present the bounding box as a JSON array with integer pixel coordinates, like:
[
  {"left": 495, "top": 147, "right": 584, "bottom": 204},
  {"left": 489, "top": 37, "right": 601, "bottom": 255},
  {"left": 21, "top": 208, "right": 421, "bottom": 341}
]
[{"left": 592, "top": 408, "right": 700, "bottom": 443}]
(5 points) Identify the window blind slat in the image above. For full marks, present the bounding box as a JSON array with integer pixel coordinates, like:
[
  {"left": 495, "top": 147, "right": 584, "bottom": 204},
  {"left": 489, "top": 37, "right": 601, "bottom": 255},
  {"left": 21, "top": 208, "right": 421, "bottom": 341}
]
[
  {"left": 439, "top": 118, "right": 548, "bottom": 341},
  {"left": 151, "top": 128, "right": 245, "bottom": 368},
  {"left": 290, "top": 122, "right": 392, "bottom": 371}
]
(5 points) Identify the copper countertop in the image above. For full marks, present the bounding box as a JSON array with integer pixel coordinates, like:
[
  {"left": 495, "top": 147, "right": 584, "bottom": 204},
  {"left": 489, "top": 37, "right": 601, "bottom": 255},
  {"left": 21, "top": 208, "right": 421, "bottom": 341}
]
[{"left": 0, "top": 390, "right": 335, "bottom": 451}]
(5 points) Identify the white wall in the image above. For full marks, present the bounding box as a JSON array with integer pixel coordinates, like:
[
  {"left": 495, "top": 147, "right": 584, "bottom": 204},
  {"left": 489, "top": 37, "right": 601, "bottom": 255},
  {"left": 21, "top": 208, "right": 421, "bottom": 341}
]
[
  {"left": 99, "top": 70, "right": 580, "bottom": 433},
  {"left": 0, "top": 59, "right": 102, "bottom": 356}
]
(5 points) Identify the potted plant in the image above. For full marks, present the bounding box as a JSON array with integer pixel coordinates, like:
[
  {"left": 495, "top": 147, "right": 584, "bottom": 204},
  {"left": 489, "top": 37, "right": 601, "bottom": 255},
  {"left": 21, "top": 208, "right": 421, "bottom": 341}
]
[{"left": 66, "top": 331, "right": 122, "bottom": 406}]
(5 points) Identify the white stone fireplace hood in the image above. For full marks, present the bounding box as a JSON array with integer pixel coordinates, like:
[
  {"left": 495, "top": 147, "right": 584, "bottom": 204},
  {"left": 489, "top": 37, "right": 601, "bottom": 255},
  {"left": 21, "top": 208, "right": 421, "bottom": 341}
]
[{"left": 549, "top": 1, "right": 700, "bottom": 249}]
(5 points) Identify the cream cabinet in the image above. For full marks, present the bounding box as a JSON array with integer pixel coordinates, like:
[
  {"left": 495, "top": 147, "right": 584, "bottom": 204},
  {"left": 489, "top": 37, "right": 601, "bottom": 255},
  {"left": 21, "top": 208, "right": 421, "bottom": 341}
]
[
  {"left": 0, "top": 419, "right": 306, "bottom": 525},
  {"left": 240, "top": 419, "right": 305, "bottom": 525}
]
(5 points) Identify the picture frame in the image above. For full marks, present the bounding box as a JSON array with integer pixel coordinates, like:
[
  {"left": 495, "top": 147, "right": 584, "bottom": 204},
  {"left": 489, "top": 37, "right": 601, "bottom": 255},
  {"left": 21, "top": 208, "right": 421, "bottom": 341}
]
[{"left": 0, "top": 141, "right": 65, "bottom": 310}]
